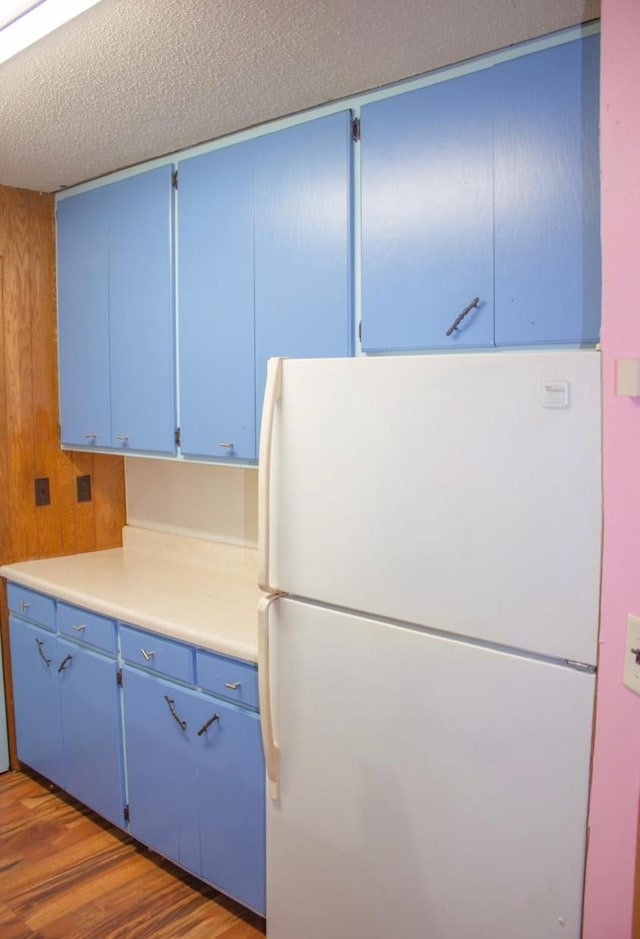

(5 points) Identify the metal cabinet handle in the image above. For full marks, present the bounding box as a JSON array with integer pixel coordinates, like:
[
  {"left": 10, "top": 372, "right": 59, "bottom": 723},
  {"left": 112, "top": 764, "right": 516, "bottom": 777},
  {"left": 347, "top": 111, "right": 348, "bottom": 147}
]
[
  {"left": 19, "top": 600, "right": 30, "bottom": 613},
  {"left": 58, "top": 653, "right": 73, "bottom": 673},
  {"left": 197, "top": 713, "right": 219, "bottom": 736},
  {"left": 445, "top": 296, "right": 480, "bottom": 336},
  {"left": 35, "top": 638, "right": 51, "bottom": 668},
  {"left": 218, "top": 442, "right": 234, "bottom": 449},
  {"left": 140, "top": 648, "right": 155, "bottom": 662},
  {"left": 72, "top": 624, "right": 86, "bottom": 632},
  {"left": 116, "top": 434, "right": 129, "bottom": 442},
  {"left": 224, "top": 681, "right": 241, "bottom": 690},
  {"left": 84, "top": 433, "right": 98, "bottom": 440},
  {"left": 164, "top": 695, "right": 187, "bottom": 731}
]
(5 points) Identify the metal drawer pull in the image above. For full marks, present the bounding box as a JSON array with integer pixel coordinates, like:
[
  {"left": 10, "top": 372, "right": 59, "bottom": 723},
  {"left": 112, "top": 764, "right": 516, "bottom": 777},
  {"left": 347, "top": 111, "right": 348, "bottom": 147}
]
[
  {"left": 116, "top": 434, "right": 129, "bottom": 442},
  {"left": 197, "top": 713, "right": 220, "bottom": 736},
  {"left": 140, "top": 648, "right": 155, "bottom": 662},
  {"left": 164, "top": 695, "right": 187, "bottom": 731},
  {"left": 19, "top": 600, "right": 30, "bottom": 613},
  {"left": 72, "top": 624, "right": 86, "bottom": 632},
  {"left": 445, "top": 296, "right": 480, "bottom": 336},
  {"left": 225, "top": 681, "right": 241, "bottom": 690},
  {"left": 218, "top": 442, "right": 234, "bottom": 449},
  {"left": 58, "top": 654, "right": 73, "bottom": 673},
  {"left": 84, "top": 433, "right": 97, "bottom": 439},
  {"left": 35, "top": 638, "right": 51, "bottom": 668}
]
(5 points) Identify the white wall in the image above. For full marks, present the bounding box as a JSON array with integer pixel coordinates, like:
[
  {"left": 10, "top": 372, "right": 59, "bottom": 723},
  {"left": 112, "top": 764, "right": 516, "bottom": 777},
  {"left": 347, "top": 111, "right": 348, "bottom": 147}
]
[{"left": 125, "top": 458, "right": 258, "bottom": 548}]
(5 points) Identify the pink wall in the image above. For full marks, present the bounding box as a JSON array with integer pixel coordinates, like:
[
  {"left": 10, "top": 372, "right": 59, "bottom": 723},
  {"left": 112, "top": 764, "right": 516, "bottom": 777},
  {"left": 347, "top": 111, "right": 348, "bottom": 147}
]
[{"left": 583, "top": 1, "right": 640, "bottom": 935}]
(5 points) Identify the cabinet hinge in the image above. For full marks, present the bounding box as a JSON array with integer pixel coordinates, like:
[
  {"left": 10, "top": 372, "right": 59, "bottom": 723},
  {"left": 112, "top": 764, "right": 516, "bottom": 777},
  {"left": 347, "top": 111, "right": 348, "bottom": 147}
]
[
  {"left": 351, "top": 117, "right": 360, "bottom": 142},
  {"left": 172, "top": 169, "right": 178, "bottom": 190},
  {"left": 123, "top": 804, "right": 130, "bottom": 823},
  {"left": 116, "top": 669, "right": 123, "bottom": 687},
  {"left": 175, "top": 427, "right": 181, "bottom": 447}
]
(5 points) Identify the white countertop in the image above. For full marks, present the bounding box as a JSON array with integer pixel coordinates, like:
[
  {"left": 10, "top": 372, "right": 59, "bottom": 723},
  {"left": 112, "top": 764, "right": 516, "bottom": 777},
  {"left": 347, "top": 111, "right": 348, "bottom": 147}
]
[{"left": 0, "top": 526, "right": 262, "bottom": 663}]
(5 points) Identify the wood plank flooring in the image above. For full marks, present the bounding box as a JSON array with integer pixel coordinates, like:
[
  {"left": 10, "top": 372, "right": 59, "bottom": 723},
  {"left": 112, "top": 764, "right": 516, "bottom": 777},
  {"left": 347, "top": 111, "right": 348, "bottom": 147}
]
[{"left": 0, "top": 770, "right": 266, "bottom": 938}]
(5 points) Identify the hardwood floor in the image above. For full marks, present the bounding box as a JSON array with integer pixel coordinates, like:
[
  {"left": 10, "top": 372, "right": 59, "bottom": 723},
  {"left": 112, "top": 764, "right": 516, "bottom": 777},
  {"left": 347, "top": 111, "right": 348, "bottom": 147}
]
[{"left": 0, "top": 770, "right": 266, "bottom": 938}]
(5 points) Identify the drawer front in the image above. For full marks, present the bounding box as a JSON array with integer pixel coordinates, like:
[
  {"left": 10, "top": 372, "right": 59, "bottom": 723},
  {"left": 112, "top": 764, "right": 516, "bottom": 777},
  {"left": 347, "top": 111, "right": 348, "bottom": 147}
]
[
  {"left": 6, "top": 584, "right": 55, "bottom": 631},
  {"left": 196, "top": 650, "right": 259, "bottom": 710},
  {"left": 120, "top": 625, "right": 194, "bottom": 683},
  {"left": 57, "top": 603, "right": 116, "bottom": 654}
]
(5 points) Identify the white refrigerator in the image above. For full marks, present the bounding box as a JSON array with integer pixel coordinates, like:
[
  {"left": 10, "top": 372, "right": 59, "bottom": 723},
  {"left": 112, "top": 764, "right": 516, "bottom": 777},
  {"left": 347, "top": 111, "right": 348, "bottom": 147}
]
[{"left": 257, "top": 350, "right": 601, "bottom": 939}]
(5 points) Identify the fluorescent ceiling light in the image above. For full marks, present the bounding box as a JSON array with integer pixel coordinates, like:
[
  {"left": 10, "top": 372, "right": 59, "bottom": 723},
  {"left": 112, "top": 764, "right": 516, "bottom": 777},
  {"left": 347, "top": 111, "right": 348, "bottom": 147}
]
[{"left": 0, "top": 0, "right": 102, "bottom": 65}]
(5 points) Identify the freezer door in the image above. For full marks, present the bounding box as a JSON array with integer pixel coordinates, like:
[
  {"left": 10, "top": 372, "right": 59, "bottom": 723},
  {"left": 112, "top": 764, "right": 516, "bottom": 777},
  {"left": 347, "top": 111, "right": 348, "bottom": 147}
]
[
  {"left": 260, "top": 351, "right": 601, "bottom": 664},
  {"left": 265, "top": 598, "right": 594, "bottom": 939}
]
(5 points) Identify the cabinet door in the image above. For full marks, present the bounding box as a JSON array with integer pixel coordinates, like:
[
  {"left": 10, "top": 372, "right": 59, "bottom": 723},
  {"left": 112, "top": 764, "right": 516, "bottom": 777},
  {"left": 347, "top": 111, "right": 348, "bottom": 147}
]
[
  {"left": 57, "top": 186, "right": 111, "bottom": 448},
  {"left": 58, "top": 638, "right": 124, "bottom": 828},
  {"left": 178, "top": 143, "right": 256, "bottom": 460},
  {"left": 9, "top": 618, "right": 64, "bottom": 786},
  {"left": 494, "top": 36, "right": 601, "bottom": 346},
  {"left": 361, "top": 71, "right": 495, "bottom": 352},
  {"left": 197, "top": 697, "right": 265, "bottom": 915},
  {"left": 254, "top": 112, "right": 353, "bottom": 445},
  {"left": 108, "top": 166, "right": 176, "bottom": 454},
  {"left": 122, "top": 667, "right": 201, "bottom": 875}
]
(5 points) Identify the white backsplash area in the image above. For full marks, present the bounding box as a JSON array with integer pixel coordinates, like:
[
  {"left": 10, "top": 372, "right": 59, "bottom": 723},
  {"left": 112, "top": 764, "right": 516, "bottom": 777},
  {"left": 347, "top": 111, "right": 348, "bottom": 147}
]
[{"left": 125, "top": 458, "right": 258, "bottom": 548}]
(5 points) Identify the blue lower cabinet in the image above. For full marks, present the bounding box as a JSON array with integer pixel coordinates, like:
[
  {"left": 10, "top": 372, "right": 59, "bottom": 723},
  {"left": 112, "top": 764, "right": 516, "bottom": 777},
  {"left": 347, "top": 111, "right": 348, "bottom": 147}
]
[
  {"left": 58, "top": 638, "right": 124, "bottom": 828},
  {"left": 9, "top": 616, "right": 64, "bottom": 787},
  {"left": 197, "top": 696, "right": 265, "bottom": 915},
  {"left": 122, "top": 664, "right": 266, "bottom": 915},
  {"left": 122, "top": 667, "right": 202, "bottom": 875}
]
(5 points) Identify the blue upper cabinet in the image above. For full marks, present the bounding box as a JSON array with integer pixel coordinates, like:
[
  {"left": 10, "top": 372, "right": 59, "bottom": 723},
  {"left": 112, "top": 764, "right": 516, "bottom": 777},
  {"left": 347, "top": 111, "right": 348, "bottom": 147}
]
[
  {"left": 361, "top": 70, "right": 496, "bottom": 353},
  {"left": 254, "top": 112, "right": 353, "bottom": 444},
  {"left": 493, "top": 35, "right": 601, "bottom": 346},
  {"left": 178, "top": 142, "right": 257, "bottom": 461},
  {"left": 108, "top": 167, "right": 176, "bottom": 453},
  {"left": 177, "top": 111, "right": 353, "bottom": 461},
  {"left": 57, "top": 186, "right": 111, "bottom": 448},
  {"left": 56, "top": 165, "right": 176, "bottom": 454},
  {"left": 361, "top": 33, "right": 600, "bottom": 353}
]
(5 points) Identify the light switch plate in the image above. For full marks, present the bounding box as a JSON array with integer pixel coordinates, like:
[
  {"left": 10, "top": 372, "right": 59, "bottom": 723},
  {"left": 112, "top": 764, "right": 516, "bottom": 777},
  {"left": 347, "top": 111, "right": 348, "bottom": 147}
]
[{"left": 623, "top": 614, "right": 640, "bottom": 695}]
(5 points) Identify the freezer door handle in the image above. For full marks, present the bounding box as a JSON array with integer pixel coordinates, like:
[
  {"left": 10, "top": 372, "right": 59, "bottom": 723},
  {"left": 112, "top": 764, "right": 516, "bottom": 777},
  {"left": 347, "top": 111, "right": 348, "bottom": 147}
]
[
  {"left": 258, "top": 593, "right": 281, "bottom": 801},
  {"left": 258, "top": 357, "right": 284, "bottom": 593}
]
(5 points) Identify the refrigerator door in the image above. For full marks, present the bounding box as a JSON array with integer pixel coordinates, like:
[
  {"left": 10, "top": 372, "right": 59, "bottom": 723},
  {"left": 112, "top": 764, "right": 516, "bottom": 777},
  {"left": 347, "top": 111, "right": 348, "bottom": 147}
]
[
  {"left": 261, "top": 351, "right": 601, "bottom": 664},
  {"left": 265, "top": 597, "right": 594, "bottom": 939}
]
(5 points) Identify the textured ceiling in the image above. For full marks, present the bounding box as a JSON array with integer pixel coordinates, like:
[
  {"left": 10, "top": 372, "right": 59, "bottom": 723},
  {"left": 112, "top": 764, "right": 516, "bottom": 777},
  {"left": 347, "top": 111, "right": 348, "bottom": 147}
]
[{"left": 0, "top": 0, "right": 600, "bottom": 193}]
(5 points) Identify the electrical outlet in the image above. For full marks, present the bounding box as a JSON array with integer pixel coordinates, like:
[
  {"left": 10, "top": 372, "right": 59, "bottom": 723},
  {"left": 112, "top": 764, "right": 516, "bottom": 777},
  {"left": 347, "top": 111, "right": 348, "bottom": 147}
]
[
  {"left": 34, "top": 477, "right": 50, "bottom": 506},
  {"left": 623, "top": 614, "right": 640, "bottom": 695},
  {"left": 76, "top": 474, "right": 92, "bottom": 503}
]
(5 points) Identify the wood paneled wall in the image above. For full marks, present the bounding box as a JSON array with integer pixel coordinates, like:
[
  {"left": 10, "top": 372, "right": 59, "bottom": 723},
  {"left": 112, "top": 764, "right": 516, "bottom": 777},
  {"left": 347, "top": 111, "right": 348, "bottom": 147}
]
[{"left": 0, "top": 183, "right": 126, "bottom": 766}]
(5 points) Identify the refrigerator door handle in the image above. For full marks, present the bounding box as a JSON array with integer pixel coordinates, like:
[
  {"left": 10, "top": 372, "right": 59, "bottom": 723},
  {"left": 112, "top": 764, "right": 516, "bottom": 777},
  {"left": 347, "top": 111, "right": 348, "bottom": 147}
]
[
  {"left": 258, "top": 593, "right": 281, "bottom": 801},
  {"left": 258, "top": 357, "right": 284, "bottom": 593}
]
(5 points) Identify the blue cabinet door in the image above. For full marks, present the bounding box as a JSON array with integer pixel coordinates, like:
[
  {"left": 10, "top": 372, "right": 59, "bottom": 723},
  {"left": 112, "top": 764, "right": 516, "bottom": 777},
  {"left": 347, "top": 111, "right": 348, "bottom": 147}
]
[
  {"left": 254, "top": 112, "right": 353, "bottom": 445},
  {"left": 58, "top": 638, "right": 124, "bottom": 828},
  {"left": 122, "top": 667, "right": 201, "bottom": 875},
  {"left": 178, "top": 143, "right": 256, "bottom": 460},
  {"left": 494, "top": 36, "right": 601, "bottom": 346},
  {"left": 9, "top": 617, "right": 64, "bottom": 786},
  {"left": 361, "top": 71, "right": 495, "bottom": 353},
  {"left": 57, "top": 186, "right": 111, "bottom": 448},
  {"left": 108, "top": 166, "right": 176, "bottom": 453},
  {"left": 197, "top": 697, "right": 265, "bottom": 915}
]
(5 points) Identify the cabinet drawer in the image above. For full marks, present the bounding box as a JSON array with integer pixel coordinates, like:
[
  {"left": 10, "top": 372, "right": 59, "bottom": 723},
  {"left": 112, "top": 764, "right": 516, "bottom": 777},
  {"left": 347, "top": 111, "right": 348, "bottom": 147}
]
[
  {"left": 57, "top": 603, "right": 116, "bottom": 654},
  {"left": 6, "top": 584, "right": 55, "bottom": 631},
  {"left": 196, "top": 650, "right": 259, "bottom": 710},
  {"left": 120, "top": 625, "right": 194, "bottom": 683}
]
